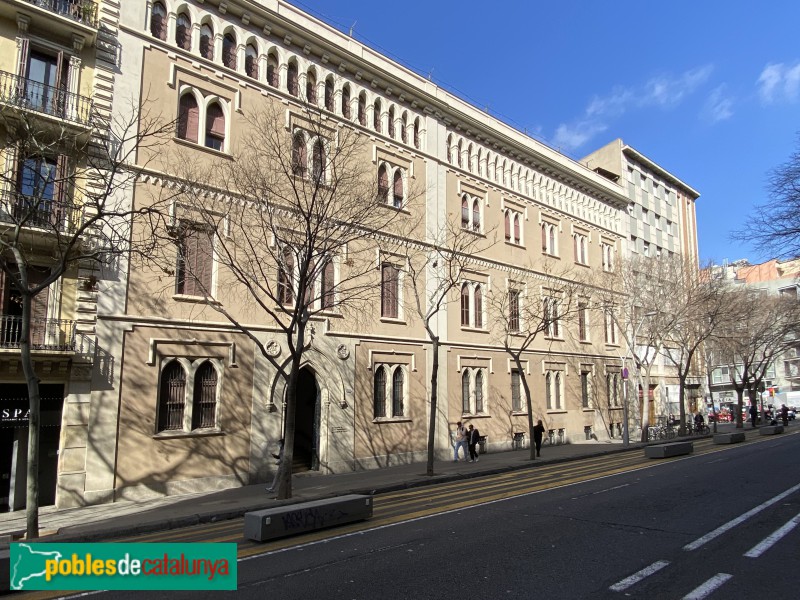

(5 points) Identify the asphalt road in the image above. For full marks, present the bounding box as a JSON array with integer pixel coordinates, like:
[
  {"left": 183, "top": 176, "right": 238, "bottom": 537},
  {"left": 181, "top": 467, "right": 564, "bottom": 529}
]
[{"left": 20, "top": 432, "right": 800, "bottom": 599}]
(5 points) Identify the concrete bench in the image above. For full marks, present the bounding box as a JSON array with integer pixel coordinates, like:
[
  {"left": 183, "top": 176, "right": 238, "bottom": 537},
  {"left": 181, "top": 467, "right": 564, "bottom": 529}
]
[
  {"left": 759, "top": 425, "right": 784, "bottom": 435},
  {"left": 713, "top": 432, "right": 746, "bottom": 445},
  {"left": 644, "top": 441, "right": 693, "bottom": 458},
  {"left": 244, "top": 494, "right": 373, "bottom": 542}
]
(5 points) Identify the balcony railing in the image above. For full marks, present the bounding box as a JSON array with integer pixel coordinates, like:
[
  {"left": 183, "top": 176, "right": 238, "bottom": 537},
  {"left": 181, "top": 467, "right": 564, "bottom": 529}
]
[
  {"left": 21, "top": 0, "right": 98, "bottom": 28},
  {"left": 0, "top": 189, "right": 82, "bottom": 234},
  {"left": 0, "top": 70, "right": 93, "bottom": 127},
  {"left": 0, "top": 315, "right": 76, "bottom": 351}
]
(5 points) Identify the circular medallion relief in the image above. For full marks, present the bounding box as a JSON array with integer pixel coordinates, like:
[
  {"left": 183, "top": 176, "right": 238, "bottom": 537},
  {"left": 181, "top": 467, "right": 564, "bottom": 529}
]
[
  {"left": 336, "top": 344, "right": 350, "bottom": 360},
  {"left": 265, "top": 340, "right": 281, "bottom": 357}
]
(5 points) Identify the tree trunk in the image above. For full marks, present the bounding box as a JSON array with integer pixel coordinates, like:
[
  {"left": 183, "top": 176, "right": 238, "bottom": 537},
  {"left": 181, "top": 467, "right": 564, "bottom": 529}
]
[
  {"left": 426, "top": 337, "right": 440, "bottom": 476},
  {"left": 21, "top": 293, "right": 41, "bottom": 540},
  {"left": 515, "top": 355, "right": 536, "bottom": 461},
  {"left": 677, "top": 372, "right": 687, "bottom": 436},
  {"left": 735, "top": 387, "right": 744, "bottom": 429},
  {"left": 640, "top": 368, "right": 652, "bottom": 442},
  {"left": 276, "top": 324, "right": 305, "bottom": 500}
]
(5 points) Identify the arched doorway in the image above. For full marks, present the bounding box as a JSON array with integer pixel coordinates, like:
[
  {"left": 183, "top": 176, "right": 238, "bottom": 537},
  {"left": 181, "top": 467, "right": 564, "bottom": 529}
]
[{"left": 293, "top": 367, "right": 320, "bottom": 472}]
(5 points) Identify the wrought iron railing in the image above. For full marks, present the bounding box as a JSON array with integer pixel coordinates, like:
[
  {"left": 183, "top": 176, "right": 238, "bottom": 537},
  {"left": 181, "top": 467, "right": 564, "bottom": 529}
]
[
  {"left": 0, "top": 70, "right": 93, "bottom": 126},
  {"left": 0, "top": 315, "right": 76, "bottom": 351},
  {"left": 0, "top": 189, "right": 82, "bottom": 234},
  {"left": 21, "top": 0, "right": 98, "bottom": 28}
]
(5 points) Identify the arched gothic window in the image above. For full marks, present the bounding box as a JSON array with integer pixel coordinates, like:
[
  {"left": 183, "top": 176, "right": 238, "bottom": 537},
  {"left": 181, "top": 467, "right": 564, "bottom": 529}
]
[
  {"left": 150, "top": 2, "right": 167, "bottom": 40},
  {"left": 392, "top": 369, "right": 404, "bottom": 416},
  {"left": 373, "top": 367, "right": 386, "bottom": 418},
  {"left": 462, "top": 371, "right": 471, "bottom": 413},
  {"left": 191, "top": 362, "right": 218, "bottom": 429},
  {"left": 222, "top": 33, "right": 236, "bottom": 69},
  {"left": 200, "top": 24, "right": 214, "bottom": 60},
  {"left": 245, "top": 44, "right": 258, "bottom": 78},
  {"left": 177, "top": 93, "right": 199, "bottom": 143},
  {"left": 176, "top": 13, "right": 192, "bottom": 50},
  {"left": 158, "top": 361, "right": 186, "bottom": 431},
  {"left": 460, "top": 283, "right": 470, "bottom": 327}
]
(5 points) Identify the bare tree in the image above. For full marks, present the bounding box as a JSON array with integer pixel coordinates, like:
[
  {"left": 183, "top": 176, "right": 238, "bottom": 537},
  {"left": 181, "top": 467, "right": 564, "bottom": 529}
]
[
  {"left": 663, "top": 259, "right": 734, "bottom": 435},
  {"left": 715, "top": 289, "right": 800, "bottom": 428},
  {"left": 397, "top": 219, "right": 493, "bottom": 475},
  {"left": 488, "top": 263, "right": 581, "bottom": 460},
  {"left": 595, "top": 254, "right": 684, "bottom": 442},
  {"left": 735, "top": 133, "right": 800, "bottom": 259},
  {"left": 146, "top": 101, "right": 415, "bottom": 499},
  {"left": 0, "top": 100, "right": 173, "bottom": 538}
]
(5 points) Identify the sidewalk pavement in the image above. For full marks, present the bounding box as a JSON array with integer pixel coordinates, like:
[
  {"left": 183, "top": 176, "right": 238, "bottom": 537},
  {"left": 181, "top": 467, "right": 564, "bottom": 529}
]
[{"left": 0, "top": 423, "right": 750, "bottom": 547}]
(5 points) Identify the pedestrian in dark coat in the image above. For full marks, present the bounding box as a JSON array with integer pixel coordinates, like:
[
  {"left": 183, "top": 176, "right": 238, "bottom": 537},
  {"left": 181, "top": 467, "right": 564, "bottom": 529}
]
[
  {"left": 781, "top": 404, "right": 790, "bottom": 427},
  {"left": 749, "top": 404, "right": 758, "bottom": 428},
  {"left": 467, "top": 424, "right": 481, "bottom": 462},
  {"left": 533, "top": 419, "right": 545, "bottom": 457}
]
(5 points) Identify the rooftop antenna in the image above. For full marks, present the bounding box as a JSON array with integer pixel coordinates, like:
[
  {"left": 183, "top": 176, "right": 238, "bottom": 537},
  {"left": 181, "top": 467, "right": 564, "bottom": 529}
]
[
  {"left": 427, "top": 68, "right": 434, "bottom": 81},
  {"left": 349, "top": 20, "right": 357, "bottom": 37}
]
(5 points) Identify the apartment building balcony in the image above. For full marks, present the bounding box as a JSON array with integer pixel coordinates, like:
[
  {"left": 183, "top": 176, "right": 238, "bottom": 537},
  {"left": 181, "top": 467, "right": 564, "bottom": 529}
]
[
  {"left": 0, "top": 315, "right": 76, "bottom": 352},
  {"left": 0, "top": 1, "right": 98, "bottom": 43},
  {"left": 0, "top": 189, "right": 82, "bottom": 236},
  {"left": 0, "top": 70, "right": 94, "bottom": 131},
  {"left": 784, "top": 356, "right": 800, "bottom": 381}
]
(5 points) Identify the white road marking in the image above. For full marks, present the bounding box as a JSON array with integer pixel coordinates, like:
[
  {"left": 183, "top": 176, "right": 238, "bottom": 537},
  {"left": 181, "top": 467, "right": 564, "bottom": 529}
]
[
  {"left": 744, "top": 511, "right": 800, "bottom": 558},
  {"left": 683, "top": 481, "right": 800, "bottom": 551},
  {"left": 593, "top": 483, "right": 630, "bottom": 495},
  {"left": 609, "top": 560, "right": 670, "bottom": 592},
  {"left": 682, "top": 573, "right": 732, "bottom": 599}
]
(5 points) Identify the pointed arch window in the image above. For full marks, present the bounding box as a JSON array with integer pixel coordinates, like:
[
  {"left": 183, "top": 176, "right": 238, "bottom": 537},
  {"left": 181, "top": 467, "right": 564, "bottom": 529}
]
[
  {"left": 358, "top": 94, "right": 367, "bottom": 126},
  {"left": 373, "top": 366, "right": 386, "bottom": 418},
  {"left": 192, "top": 362, "right": 218, "bottom": 429},
  {"left": 176, "top": 13, "right": 192, "bottom": 50},
  {"left": 222, "top": 33, "right": 236, "bottom": 69},
  {"left": 205, "top": 103, "right": 225, "bottom": 151},
  {"left": 457, "top": 140, "right": 463, "bottom": 168},
  {"left": 392, "top": 170, "right": 403, "bottom": 208},
  {"left": 472, "top": 199, "right": 481, "bottom": 232},
  {"left": 461, "top": 196, "right": 469, "bottom": 228},
  {"left": 460, "top": 283, "right": 470, "bottom": 326},
  {"left": 311, "top": 139, "right": 326, "bottom": 182},
  {"left": 150, "top": 1, "right": 167, "bottom": 40},
  {"left": 377, "top": 164, "right": 389, "bottom": 203},
  {"left": 475, "top": 371, "right": 484, "bottom": 413},
  {"left": 321, "top": 259, "right": 335, "bottom": 309},
  {"left": 546, "top": 372, "right": 553, "bottom": 410},
  {"left": 292, "top": 133, "right": 307, "bottom": 177},
  {"left": 325, "top": 78, "right": 334, "bottom": 111},
  {"left": 373, "top": 100, "right": 382, "bottom": 132},
  {"left": 392, "top": 369, "right": 404, "bottom": 417},
  {"left": 287, "top": 62, "right": 299, "bottom": 96},
  {"left": 158, "top": 361, "right": 186, "bottom": 432},
  {"left": 401, "top": 113, "right": 408, "bottom": 143},
  {"left": 388, "top": 107, "right": 396, "bottom": 138},
  {"left": 278, "top": 247, "right": 294, "bottom": 305},
  {"left": 474, "top": 285, "right": 483, "bottom": 329},
  {"left": 504, "top": 211, "right": 511, "bottom": 241},
  {"left": 177, "top": 93, "right": 199, "bottom": 143},
  {"left": 245, "top": 45, "right": 258, "bottom": 78},
  {"left": 200, "top": 24, "right": 214, "bottom": 60},
  {"left": 267, "top": 54, "right": 278, "bottom": 87},
  {"left": 513, "top": 214, "right": 521, "bottom": 244},
  {"left": 462, "top": 371, "right": 471, "bottom": 414},
  {"left": 306, "top": 70, "right": 317, "bottom": 103},
  {"left": 555, "top": 372, "right": 562, "bottom": 409},
  {"left": 413, "top": 118, "right": 420, "bottom": 149},
  {"left": 381, "top": 263, "right": 399, "bottom": 319},
  {"left": 341, "top": 86, "right": 351, "bottom": 119},
  {"left": 176, "top": 222, "right": 213, "bottom": 297}
]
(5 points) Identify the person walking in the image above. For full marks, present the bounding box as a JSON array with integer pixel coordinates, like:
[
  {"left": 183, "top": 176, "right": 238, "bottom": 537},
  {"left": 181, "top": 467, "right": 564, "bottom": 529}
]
[
  {"left": 533, "top": 419, "right": 545, "bottom": 458},
  {"left": 266, "top": 438, "right": 284, "bottom": 494},
  {"left": 453, "top": 421, "right": 469, "bottom": 462},
  {"left": 467, "top": 424, "right": 481, "bottom": 463},
  {"left": 749, "top": 404, "right": 758, "bottom": 428},
  {"left": 781, "top": 404, "right": 790, "bottom": 427}
]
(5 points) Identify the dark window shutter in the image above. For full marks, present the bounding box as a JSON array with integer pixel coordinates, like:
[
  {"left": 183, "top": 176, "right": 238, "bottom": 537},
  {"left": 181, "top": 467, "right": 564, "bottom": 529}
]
[
  {"left": 381, "top": 264, "right": 398, "bottom": 318},
  {"left": 267, "top": 56, "right": 278, "bottom": 87},
  {"left": 462, "top": 371, "right": 470, "bottom": 413},
  {"left": 461, "top": 197, "right": 469, "bottom": 228},
  {"left": 176, "top": 15, "right": 192, "bottom": 50},
  {"left": 392, "top": 170, "right": 403, "bottom": 207},
  {"left": 192, "top": 362, "right": 218, "bottom": 429},
  {"left": 288, "top": 63, "right": 298, "bottom": 96},
  {"left": 28, "top": 267, "right": 49, "bottom": 347},
  {"left": 178, "top": 94, "right": 199, "bottom": 142},
  {"left": 460, "top": 283, "right": 470, "bottom": 326},
  {"left": 17, "top": 38, "right": 30, "bottom": 77},
  {"left": 504, "top": 212, "right": 511, "bottom": 241},
  {"left": 474, "top": 285, "right": 482, "bottom": 328},
  {"left": 377, "top": 165, "right": 388, "bottom": 202},
  {"left": 321, "top": 260, "right": 334, "bottom": 309},
  {"left": 223, "top": 34, "right": 236, "bottom": 69},
  {"left": 205, "top": 103, "right": 225, "bottom": 150},
  {"left": 514, "top": 215, "right": 520, "bottom": 244},
  {"left": 158, "top": 361, "right": 186, "bottom": 431},
  {"left": 373, "top": 367, "right": 386, "bottom": 418},
  {"left": 392, "top": 369, "right": 404, "bottom": 416}
]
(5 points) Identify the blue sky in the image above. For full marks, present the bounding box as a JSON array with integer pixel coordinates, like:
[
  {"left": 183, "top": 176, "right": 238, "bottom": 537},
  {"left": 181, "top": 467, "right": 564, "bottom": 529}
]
[{"left": 291, "top": 0, "right": 800, "bottom": 264}]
